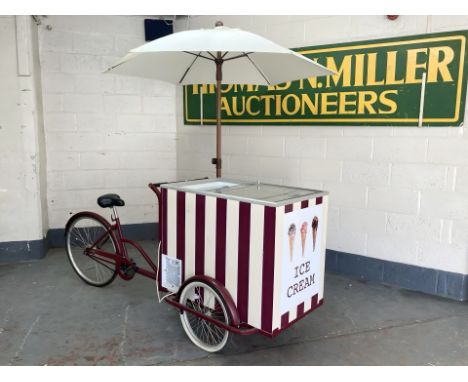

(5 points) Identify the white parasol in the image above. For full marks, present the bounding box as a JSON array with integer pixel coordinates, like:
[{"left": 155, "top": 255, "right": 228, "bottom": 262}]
[{"left": 106, "top": 21, "right": 334, "bottom": 177}]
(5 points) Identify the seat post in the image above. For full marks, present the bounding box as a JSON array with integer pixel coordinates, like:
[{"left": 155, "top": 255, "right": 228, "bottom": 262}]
[
  {"left": 111, "top": 205, "right": 127, "bottom": 257},
  {"left": 112, "top": 206, "right": 119, "bottom": 221}
]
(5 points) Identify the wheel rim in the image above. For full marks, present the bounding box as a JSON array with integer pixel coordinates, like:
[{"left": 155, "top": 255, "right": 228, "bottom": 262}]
[
  {"left": 179, "top": 282, "right": 230, "bottom": 352},
  {"left": 66, "top": 216, "right": 116, "bottom": 286}
]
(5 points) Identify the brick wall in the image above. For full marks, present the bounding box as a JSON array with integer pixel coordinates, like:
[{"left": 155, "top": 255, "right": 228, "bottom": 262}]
[
  {"left": 174, "top": 15, "right": 468, "bottom": 275},
  {"left": 0, "top": 16, "right": 47, "bottom": 244},
  {"left": 39, "top": 16, "right": 178, "bottom": 229}
]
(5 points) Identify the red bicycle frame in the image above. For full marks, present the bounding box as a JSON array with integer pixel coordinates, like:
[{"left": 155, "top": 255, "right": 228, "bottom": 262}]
[
  {"left": 80, "top": 181, "right": 261, "bottom": 336},
  {"left": 84, "top": 183, "right": 163, "bottom": 281}
]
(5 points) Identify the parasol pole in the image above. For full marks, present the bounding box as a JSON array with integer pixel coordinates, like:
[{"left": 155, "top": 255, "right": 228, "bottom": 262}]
[
  {"left": 210, "top": 21, "right": 225, "bottom": 178},
  {"left": 215, "top": 51, "right": 223, "bottom": 178}
]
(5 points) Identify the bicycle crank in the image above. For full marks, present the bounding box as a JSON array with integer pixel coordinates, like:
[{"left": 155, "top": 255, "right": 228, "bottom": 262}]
[{"left": 120, "top": 262, "right": 138, "bottom": 279}]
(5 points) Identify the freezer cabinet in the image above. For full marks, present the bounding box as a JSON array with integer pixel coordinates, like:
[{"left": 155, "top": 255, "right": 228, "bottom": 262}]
[{"left": 159, "top": 178, "right": 328, "bottom": 336}]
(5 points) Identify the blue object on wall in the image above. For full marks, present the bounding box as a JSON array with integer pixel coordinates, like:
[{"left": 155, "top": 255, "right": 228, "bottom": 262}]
[{"left": 144, "top": 19, "right": 173, "bottom": 41}]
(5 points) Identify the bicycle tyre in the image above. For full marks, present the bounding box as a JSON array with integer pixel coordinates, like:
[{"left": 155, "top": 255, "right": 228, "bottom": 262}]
[
  {"left": 65, "top": 212, "right": 118, "bottom": 287},
  {"left": 179, "top": 280, "right": 231, "bottom": 352}
]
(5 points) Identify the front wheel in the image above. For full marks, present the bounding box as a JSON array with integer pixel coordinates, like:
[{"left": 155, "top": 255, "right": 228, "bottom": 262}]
[
  {"left": 65, "top": 213, "right": 118, "bottom": 287},
  {"left": 179, "top": 280, "right": 231, "bottom": 352}
]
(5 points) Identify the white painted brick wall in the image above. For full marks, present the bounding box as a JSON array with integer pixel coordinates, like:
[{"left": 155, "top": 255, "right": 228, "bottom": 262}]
[
  {"left": 285, "top": 137, "right": 326, "bottom": 159},
  {"left": 22, "top": 15, "right": 468, "bottom": 275},
  {"left": 427, "top": 138, "right": 468, "bottom": 165},
  {"left": 342, "top": 162, "right": 390, "bottom": 186},
  {"left": 373, "top": 137, "right": 428, "bottom": 163},
  {"left": 391, "top": 163, "right": 449, "bottom": 190},
  {"left": 368, "top": 186, "right": 420, "bottom": 215},
  {"left": 326, "top": 137, "right": 373, "bottom": 161},
  {"left": 340, "top": 207, "right": 387, "bottom": 235},
  {"left": 40, "top": 16, "right": 177, "bottom": 228},
  {"left": 0, "top": 16, "right": 47, "bottom": 242},
  {"left": 455, "top": 167, "right": 468, "bottom": 191},
  {"left": 322, "top": 182, "right": 367, "bottom": 209},
  {"left": 300, "top": 160, "right": 342, "bottom": 183},
  {"left": 174, "top": 15, "right": 468, "bottom": 274}
]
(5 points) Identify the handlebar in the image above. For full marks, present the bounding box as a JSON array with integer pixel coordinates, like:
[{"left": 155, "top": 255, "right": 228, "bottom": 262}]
[
  {"left": 149, "top": 177, "right": 209, "bottom": 190},
  {"left": 148, "top": 177, "right": 209, "bottom": 206}
]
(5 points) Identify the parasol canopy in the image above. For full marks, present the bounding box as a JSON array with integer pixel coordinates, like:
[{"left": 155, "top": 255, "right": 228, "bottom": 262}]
[{"left": 105, "top": 21, "right": 334, "bottom": 176}]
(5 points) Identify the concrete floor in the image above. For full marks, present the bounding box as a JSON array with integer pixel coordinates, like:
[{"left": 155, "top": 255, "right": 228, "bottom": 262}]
[{"left": 1, "top": 241, "right": 468, "bottom": 366}]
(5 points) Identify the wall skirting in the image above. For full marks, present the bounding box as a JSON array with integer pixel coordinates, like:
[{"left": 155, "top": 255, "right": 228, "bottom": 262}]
[
  {"left": 1, "top": 222, "right": 466, "bottom": 301},
  {"left": 0, "top": 236, "right": 49, "bottom": 263},
  {"left": 0, "top": 222, "right": 158, "bottom": 263},
  {"left": 326, "top": 249, "right": 468, "bottom": 302}
]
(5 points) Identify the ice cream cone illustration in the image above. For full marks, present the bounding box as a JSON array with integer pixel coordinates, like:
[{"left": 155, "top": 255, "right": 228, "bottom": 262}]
[
  {"left": 312, "top": 216, "right": 319, "bottom": 252},
  {"left": 300, "top": 222, "right": 307, "bottom": 257},
  {"left": 288, "top": 223, "right": 296, "bottom": 261}
]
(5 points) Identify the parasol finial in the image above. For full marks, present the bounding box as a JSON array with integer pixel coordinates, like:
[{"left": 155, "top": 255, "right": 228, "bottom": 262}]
[{"left": 215, "top": 21, "right": 223, "bottom": 27}]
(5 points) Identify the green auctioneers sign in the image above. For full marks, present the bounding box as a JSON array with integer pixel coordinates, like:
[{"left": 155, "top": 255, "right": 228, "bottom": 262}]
[{"left": 183, "top": 30, "right": 468, "bottom": 126}]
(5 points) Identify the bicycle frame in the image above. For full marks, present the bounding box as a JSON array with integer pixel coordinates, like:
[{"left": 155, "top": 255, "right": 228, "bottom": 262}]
[
  {"left": 75, "top": 180, "right": 263, "bottom": 338},
  {"left": 85, "top": 184, "right": 163, "bottom": 281}
]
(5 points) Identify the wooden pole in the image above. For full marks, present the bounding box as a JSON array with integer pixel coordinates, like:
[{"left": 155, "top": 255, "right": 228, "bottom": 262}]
[{"left": 215, "top": 52, "right": 222, "bottom": 178}]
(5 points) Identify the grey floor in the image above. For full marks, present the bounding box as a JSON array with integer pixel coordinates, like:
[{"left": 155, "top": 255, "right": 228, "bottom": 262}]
[{"left": 1, "top": 241, "right": 468, "bottom": 366}]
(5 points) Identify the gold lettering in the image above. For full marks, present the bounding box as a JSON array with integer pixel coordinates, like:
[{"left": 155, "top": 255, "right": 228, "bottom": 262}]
[
  {"left": 221, "top": 84, "right": 233, "bottom": 94},
  {"left": 427, "top": 46, "right": 454, "bottom": 83},
  {"left": 298, "top": 79, "right": 304, "bottom": 90},
  {"left": 406, "top": 48, "right": 428, "bottom": 84},
  {"left": 282, "top": 94, "right": 301, "bottom": 116},
  {"left": 386, "top": 51, "right": 405, "bottom": 85},
  {"left": 326, "top": 55, "right": 352, "bottom": 87},
  {"left": 192, "top": 84, "right": 216, "bottom": 95},
  {"left": 321, "top": 92, "right": 338, "bottom": 115},
  {"left": 231, "top": 84, "right": 257, "bottom": 93},
  {"left": 246, "top": 96, "right": 261, "bottom": 116},
  {"left": 298, "top": 77, "right": 318, "bottom": 90},
  {"left": 275, "top": 82, "right": 291, "bottom": 91},
  {"left": 301, "top": 93, "right": 319, "bottom": 115},
  {"left": 367, "top": 53, "right": 385, "bottom": 86},
  {"left": 379, "top": 90, "right": 398, "bottom": 114},
  {"left": 275, "top": 95, "right": 282, "bottom": 116},
  {"left": 261, "top": 95, "right": 275, "bottom": 116},
  {"left": 358, "top": 91, "right": 378, "bottom": 114},
  {"left": 338, "top": 92, "right": 357, "bottom": 114},
  {"left": 231, "top": 96, "right": 245, "bottom": 116},
  {"left": 220, "top": 97, "right": 232, "bottom": 116},
  {"left": 354, "top": 54, "right": 365, "bottom": 86}
]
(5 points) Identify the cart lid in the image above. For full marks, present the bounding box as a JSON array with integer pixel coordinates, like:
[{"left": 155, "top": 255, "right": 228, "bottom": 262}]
[{"left": 160, "top": 178, "right": 328, "bottom": 207}]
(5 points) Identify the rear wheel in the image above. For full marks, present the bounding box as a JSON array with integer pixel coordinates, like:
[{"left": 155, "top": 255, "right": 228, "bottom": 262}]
[
  {"left": 179, "top": 280, "right": 230, "bottom": 352},
  {"left": 65, "top": 214, "right": 118, "bottom": 287}
]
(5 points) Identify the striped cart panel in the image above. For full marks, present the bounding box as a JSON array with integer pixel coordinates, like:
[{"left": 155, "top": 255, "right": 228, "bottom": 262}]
[{"left": 160, "top": 187, "right": 327, "bottom": 336}]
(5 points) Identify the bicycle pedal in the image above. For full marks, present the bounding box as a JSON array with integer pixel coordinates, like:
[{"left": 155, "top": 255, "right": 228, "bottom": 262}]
[{"left": 120, "top": 263, "right": 137, "bottom": 278}]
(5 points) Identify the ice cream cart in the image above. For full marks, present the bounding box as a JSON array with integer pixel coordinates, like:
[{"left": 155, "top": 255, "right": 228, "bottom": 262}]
[
  {"left": 65, "top": 178, "right": 328, "bottom": 352},
  {"left": 65, "top": 21, "right": 334, "bottom": 354},
  {"left": 158, "top": 178, "right": 328, "bottom": 351}
]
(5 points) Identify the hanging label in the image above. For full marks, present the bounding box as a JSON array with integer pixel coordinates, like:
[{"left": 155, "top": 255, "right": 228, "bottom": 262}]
[{"left": 161, "top": 255, "right": 182, "bottom": 292}]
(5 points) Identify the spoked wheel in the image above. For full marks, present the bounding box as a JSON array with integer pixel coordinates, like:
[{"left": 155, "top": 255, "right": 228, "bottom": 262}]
[
  {"left": 179, "top": 280, "right": 231, "bottom": 352},
  {"left": 65, "top": 213, "right": 118, "bottom": 287}
]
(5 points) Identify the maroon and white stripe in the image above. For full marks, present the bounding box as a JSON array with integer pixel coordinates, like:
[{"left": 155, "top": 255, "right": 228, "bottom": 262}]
[{"left": 161, "top": 186, "right": 327, "bottom": 335}]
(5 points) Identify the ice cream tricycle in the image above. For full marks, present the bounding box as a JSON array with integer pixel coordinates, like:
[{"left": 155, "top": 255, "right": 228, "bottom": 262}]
[{"left": 65, "top": 178, "right": 328, "bottom": 352}]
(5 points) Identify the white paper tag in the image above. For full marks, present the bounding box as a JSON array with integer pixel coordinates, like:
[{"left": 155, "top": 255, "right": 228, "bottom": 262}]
[{"left": 161, "top": 255, "right": 182, "bottom": 292}]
